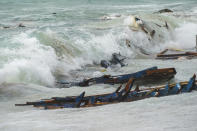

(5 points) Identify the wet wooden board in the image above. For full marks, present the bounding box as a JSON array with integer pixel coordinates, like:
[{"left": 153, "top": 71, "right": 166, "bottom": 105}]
[
  {"left": 57, "top": 67, "right": 176, "bottom": 88},
  {"left": 156, "top": 49, "right": 197, "bottom": 60}
]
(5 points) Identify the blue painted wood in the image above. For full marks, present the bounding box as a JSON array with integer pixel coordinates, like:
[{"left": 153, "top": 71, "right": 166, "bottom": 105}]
[
  {"left": 158, "top": 85, "right": 169, "bottom": 96},
  {"left": 150, "top": 91, "right": 158, "bottom": 97},
  {"left": 115, "top": 67, "right": 157, "bottom": 83},
  {"left": 182, "top": 75, "right": 196, "bottom": 92},
  {"left": 90, "top": 96, "right": 95, "bottom": 104},
  {"left": 44, "top": 92, "right": 85, "bottom": 109},
  {"left": 168, "top": 83, "right": 181, "bottom": 94}
]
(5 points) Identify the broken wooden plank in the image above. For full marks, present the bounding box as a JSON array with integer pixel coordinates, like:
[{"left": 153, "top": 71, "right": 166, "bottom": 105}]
[{"left": 156, "top": 48, "right": 197, "bottom": 60}]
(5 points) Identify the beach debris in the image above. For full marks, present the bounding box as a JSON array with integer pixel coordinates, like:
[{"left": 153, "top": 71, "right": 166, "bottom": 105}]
[
  {"left": 18, "top": 23, "right": 26, "bottom": 28},
  {"left": 1, "top": 23, "right": 26, "bottom": 29},
  {"left": 15, "top": 74, "right": 197, "bottom": 109},
  {"left": 100, "top": 14, "right": 121, "bottom": 20},
  {"left": 128, "top": 15, "right": 171, "bottom": 44},
  {"left": 165, "top": 21, "right": 169, "bottom": 29},
  {"left": 57, "top": 66, "right": 176, "bottom": 88},
  {"left": 100, "top": 60, "right": 111, "bottom": 68},
  {"left": 110, "top": 53, "right": 127, "bottom": 67},
  {"left": 156, "top": 9, "right": 173, "bottom": 13},
  {"left": 156, "top": 48, "right": 197, "bottom": 60},
  {"left": 100, "top": 53, "right": 127, "bottom": 68},
  {"left": 3, "top": 26, "right": 10, "bottom": 29},
  {"left": 129, "top": 16, "right": 158, "bottom": 38}
]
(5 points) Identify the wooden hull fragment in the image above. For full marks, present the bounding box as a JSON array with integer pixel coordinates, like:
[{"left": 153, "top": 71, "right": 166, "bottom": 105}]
[{"left": 57, "top": 66, "right": 176, "bottom": 88}]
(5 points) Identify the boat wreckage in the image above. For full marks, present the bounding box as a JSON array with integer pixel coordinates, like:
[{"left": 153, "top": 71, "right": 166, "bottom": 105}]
[
  {"left": 15, "top": 74, "right": 197, "bottom": 109},
  {"left": 128, "top": 15, "right": 170, "bottom": 40},
  {"left": 128, "top": 15, "right": 197, "bottom": 60},
  {"left": 57, "top": 66, "right": 176, "bottom": 88},
  {"left": 156, "top": 48, "right": 197, "bottom": 60},
  {"left": 100, "top": 53, "right": 127, "bottom": 68}
]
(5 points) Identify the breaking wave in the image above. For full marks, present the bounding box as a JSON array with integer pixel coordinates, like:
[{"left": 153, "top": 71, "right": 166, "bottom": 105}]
[
  {"left": 0, "top": 12, "right": 197, "bottom": 86},
  {"left": 161, "top": 22, "right": 197, "bottom": 49},
  {"left": 0, "top": 32, "right": 58, "bottom": 86}
]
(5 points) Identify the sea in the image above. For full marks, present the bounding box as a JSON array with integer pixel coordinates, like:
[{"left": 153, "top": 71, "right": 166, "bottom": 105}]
[{"left": 0, "top": 0, "right": 197, "bottom": 131}]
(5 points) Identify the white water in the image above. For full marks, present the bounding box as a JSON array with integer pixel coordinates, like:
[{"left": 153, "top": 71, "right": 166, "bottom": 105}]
[
  {"left": 0, "top": 33, "right": 58, "bottom": 86},
  {"left": 163, "top": 22, "right": 197, "bottom": 49}
]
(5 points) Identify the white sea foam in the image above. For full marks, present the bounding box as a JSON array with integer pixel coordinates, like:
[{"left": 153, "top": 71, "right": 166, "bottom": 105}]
[
  {"left": 124, "top": 16, "right": 133, "bottom": 26},
  {"left": 73, "top": 30, "right": 134, "bottom": 63},
  {"left": 161, "top": 22, "right": 197, "bottom": 49},
  {"left": 0, "top": 33, "right": 58, "bottom": 86}
]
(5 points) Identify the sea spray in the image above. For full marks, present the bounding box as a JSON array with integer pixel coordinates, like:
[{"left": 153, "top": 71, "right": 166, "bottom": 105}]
[{"left": 155, "top": 22, "right": 197, "bottom": 50}]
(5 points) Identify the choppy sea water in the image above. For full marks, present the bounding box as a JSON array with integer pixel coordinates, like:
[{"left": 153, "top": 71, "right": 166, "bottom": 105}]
[{"left": 0, "top": 0, "right": 197, "bottom": 131}]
